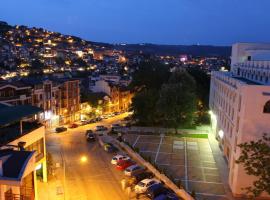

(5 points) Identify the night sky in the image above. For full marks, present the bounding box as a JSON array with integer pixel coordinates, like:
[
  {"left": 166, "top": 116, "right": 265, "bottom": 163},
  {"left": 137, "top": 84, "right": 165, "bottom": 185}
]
[{"left": 2, "top": 0, "right": 270, "bottom": 45}]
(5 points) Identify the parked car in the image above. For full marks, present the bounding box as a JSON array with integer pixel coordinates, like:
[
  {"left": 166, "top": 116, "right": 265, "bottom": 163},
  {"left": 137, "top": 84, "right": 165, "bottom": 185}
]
[
  {"left": 95, "top": 125, "right": 108, "bottom": 131},
  {"left": 55, "top": 126, "right": 67, "bottom": 133},
  {"left": 86, "top": 133, "right": 96, "bottom": 142},
  {"left": 116, "top": 160, "right": 135, "bottom": 171},
  {"left": 113, "top": 112, "right": 120, "bottom": 115},
  {"left": 85, "top": 129, "right": 93, "bottom": 136},
  {"left": 80, "top": 119, "right": 90, "bottom": 126},
  {"left": 127, "top": 171, "right": 154, "bottom": 186},
  {"left": 124, "top": 165, "right": 145, "bottom": 176},
  {"left": 68, "top": 123, "right": 79, "bottom": 128},
  {"left": 111, "top": 123, "right": 121, "bottom": 130},
  {"left": 153, "top": 191, "right": 179, "bottom": 200},
  {"left": 104, "top": 143, "right": 118, "bottom": 153},
  {"left": 111, "top": 154, "right": 130, "bottom": 165},
  {"left": 146, "top": 183, "right": 167, "bottom": 199},
  {"left": 135, "top": 178, "right": 160, "bottom": 194},
  {"left": 95, "top": 117, "right": 102, "bottom": 122}
]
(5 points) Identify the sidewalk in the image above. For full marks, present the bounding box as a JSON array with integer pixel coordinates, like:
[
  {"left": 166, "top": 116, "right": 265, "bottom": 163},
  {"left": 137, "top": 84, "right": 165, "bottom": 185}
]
[
  {"left": 37, "top": 168, "right": 65, "bottom": 200},
  {"left": 206, "top": 126, "right": 236, "bottom": 200}
]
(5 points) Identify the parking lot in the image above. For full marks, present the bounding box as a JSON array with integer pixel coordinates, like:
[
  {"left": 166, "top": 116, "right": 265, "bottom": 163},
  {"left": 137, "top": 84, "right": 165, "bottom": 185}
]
[{"left": 122, "top": 133, "right": 228, "bottom": 200}]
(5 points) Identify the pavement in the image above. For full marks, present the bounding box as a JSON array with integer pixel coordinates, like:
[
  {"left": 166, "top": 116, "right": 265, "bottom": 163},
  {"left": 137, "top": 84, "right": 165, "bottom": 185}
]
[
  {"left": 121, "top": 126, "right": 237, "bottom": 200},
  {"left": 38, "top": 113, "right": 132, "bottom": 200}
]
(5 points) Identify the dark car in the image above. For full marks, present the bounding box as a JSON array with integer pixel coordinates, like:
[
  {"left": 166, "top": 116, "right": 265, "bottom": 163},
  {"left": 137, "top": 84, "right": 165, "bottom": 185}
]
[
  {"left": 154, "top": 192, "right": 179, "bottom": 200},
  {"left": 95, "top": 117, "right": 102, "bottom": 122},
  {"left": 85, "top": 129, "right": 93, "bottom": 136},
  {"left": 86, "top": 133, "right": 96, "bottom": 142},
  {"left": 146, "top": 184, "right": 167, "bottom": 199},
  {"left": 55, "top": 127, "right": 67, "bottom": 133},
  {"left": 96, "top": 125, "right": 108, "bottom": 132},
  {"left": 104, "top": 143, "right": 118, "bottom": 153}
]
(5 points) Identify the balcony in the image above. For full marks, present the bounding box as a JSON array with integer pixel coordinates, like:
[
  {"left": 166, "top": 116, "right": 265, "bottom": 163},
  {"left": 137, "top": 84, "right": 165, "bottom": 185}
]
[
  {"left": 0, "top": 121, "right": 43, "bottom": 146},
  {"left": 5, "top": 187, "right": 34, "bottom": 200}
]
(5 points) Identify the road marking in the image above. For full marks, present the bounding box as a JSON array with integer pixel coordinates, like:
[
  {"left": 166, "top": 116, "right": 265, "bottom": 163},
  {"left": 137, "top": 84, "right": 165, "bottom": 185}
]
[
  {"left": 176, "top": 179, "right": 223, "bottom": 185},
  {"left": 156, "top": 163, "right": 185, "bottom": 167},
  {"left": 132, "top": 135, "right": 140, "bottom": 147},
  {"left": 154, "top": 136, "right": 164, "bottom": 163},
  {"left": 184, "top": 138, "right": 188, "bottom": 191},
  {"left": 194, "top": 192, "right": 226, "bottom": 197}
]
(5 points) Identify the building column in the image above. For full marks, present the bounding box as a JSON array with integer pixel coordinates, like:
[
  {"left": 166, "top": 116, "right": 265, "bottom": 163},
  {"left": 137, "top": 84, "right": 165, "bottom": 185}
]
[{"left": 42, "top": 160, "right": 48, "bottom": 183}]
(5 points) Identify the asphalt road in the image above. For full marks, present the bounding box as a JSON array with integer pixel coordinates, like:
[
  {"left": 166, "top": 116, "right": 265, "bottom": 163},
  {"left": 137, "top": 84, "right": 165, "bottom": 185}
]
[{"left": 45, "top": 113, "right": 130, "bottom": 200}]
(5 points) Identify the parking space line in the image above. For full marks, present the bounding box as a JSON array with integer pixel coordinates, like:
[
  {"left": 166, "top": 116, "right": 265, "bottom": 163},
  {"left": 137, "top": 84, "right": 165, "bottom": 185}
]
[
  {"left": 132, "top": 135, "right": 140, "bottom": 147},
  {"left": 178, "top": 179, "right": 223, "bottom": 185},
  {"left": 195, "top": 192, "right": 226, "bottom": 197},
  {"left": 140, "top": 150, "right": 175, "bottom": 154},
  {"left": 154, "top": 136, "right": 164, "bottom": 163},
  {"left": 156, "top": 163, "right": 185, "bottom": 167},
  {"left": 136, "top": 142, "right": 160, "bottom": 145},
  {"left": 184, "top": 138, "right": 188, "bottom": 191}
]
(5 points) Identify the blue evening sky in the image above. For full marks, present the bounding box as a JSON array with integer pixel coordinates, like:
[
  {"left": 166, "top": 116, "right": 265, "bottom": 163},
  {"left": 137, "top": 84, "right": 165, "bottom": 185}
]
[{"left": 1, "top": 0, "right": 270, "bottom": 45}]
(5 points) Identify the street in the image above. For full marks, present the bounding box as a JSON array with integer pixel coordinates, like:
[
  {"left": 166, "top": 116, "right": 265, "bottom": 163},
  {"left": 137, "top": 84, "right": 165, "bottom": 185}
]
[{"left": 39, "top": 113, "right": 130, "bottom": 200}]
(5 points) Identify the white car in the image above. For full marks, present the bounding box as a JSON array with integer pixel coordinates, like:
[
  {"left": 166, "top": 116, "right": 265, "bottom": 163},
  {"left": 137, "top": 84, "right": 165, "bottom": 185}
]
[
  {"left": 111, "top": 154, "right": 130, "bottom": 165},
  {"left": 135, "top": 178, "right": 160, "bottom": 194}
]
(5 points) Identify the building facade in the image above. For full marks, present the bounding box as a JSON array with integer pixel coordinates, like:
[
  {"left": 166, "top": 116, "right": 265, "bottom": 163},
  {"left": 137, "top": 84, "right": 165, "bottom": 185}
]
[
  {"left": 0, "top": 78, "right": 81, "bottom": 126},
  {"left": 209, "top": 43, "right": 270, "bottom": 198},
  {"left": 0, "top": 82, "right": 32, "bottom": 106},
  {"left": 0, "top": 105, "right": 48, "bottom": 200}
]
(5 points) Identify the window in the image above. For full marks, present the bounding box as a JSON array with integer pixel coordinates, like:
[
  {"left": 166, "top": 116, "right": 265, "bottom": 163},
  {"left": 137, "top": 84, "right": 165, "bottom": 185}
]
[
  {"left": 26, "top": 138, "right": 44, "bottom": 162},
  {"left": 263, "top": 100, "right": 270, "bottom": 113}
]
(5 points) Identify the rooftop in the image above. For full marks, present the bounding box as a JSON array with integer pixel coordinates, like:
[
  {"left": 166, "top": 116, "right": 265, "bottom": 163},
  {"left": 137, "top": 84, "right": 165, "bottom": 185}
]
[
  {"left": 0, "top": 121, "right": 42, "bottom": 146},
  {"left": 0, "top": 105, "right": 43, "bottom": 126},
  {"left": 232, "top": 76, "right": 263, "bottom": 85},
  {"left": 0, "top": 149, "right": 34, "bottom": 180}
]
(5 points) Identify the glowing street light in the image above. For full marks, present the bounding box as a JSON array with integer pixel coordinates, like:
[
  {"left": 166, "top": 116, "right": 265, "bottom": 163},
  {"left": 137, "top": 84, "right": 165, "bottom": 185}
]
[{"left": 80, "top": 156, "right": 88, "bottom": 163}]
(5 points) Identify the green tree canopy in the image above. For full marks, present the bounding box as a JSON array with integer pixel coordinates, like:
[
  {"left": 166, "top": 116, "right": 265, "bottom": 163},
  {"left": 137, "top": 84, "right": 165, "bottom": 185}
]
[
  {"left": 130, "top": 60, "right": 170, "bottom": 90},
  {"left": 131, "top": 89, "right": 159, "bottom": 125},
  {"left": 236, "top": 134, "right": 270, "bottom": 197},
  {"left": 157, "top": 70, "right": 197, "bottom": 128}
]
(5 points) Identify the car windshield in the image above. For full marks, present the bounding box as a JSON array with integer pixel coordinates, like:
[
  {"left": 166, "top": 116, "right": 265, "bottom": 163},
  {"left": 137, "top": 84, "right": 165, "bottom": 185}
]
[
  {"left": 137, "top": 182, "right": 145, "bottom": 187},
  {"left": 112, "top": 157, "right": 117, "bottom": 160},
  {"left": 126, "top": 169, "right": 131, "bottom": 172}
]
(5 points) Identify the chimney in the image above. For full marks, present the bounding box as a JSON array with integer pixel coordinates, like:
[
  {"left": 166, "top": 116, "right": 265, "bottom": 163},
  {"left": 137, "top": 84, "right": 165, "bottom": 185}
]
[{"left": 0, "top": 160, "right": 3, "bottom": 176}]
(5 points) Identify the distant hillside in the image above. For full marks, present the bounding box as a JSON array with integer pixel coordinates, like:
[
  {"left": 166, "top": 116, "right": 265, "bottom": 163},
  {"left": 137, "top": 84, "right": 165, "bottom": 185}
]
[{"left": 114, "top": 43, "right": 231, "bottom": 57}]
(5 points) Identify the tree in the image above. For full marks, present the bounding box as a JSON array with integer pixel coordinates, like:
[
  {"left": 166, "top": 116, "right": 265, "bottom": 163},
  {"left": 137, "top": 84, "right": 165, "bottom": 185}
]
[
  {"left": 157, "top": 70, "right": 197, "bottom": 129},
  {"left": 131, "top": 89, "right": 159, "bottom": 125},
  {"left": 130, "top": 60, "right": 170, "bottom": 90},
  {"left": 236, "top": 134, "right": 270, "bottom": 197},
  {"left": 187, "top": 67, "right": 211, "bottom": 125}
]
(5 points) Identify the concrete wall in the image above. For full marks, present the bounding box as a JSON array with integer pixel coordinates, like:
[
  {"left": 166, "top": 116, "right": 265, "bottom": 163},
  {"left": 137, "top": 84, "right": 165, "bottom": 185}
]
[{"left": 230, "top": 85, "right": 270, "bottom": 198}]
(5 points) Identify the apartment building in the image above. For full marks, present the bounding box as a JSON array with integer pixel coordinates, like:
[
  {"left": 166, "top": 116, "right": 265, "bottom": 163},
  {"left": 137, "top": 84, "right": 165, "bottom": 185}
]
[
  {"left": 0, "top": 105, "right": 47, "bottom": 200},
  {"left": 0, "top": 78, "right": 81, "bottom": 126},
  {"left": 58, "top": 78, "right": 81, "bottom": 124},
  {"left": 209, "top": 43, "right": 270, "bottom": 198},
  {"left": 0, "top": 81, "right": 32, "bottom": 106},
  {"left": 89, "top": 79, "right": 133, "bottom": 113}
]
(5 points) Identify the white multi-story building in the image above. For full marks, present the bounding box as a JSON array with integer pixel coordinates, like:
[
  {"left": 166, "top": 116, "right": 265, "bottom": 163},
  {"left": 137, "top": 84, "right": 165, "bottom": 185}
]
[{"left": 209, "top": 43, "right": 270, "bottom": 198}]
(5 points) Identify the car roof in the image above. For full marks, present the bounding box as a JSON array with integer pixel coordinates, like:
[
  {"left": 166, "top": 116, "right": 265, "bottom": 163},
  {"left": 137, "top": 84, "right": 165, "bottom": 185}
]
[
  {"left": 140, "top": 178, "right": 153, "bottom": 184},
  {"left": 114, "top": 154, "right": 126, "bottom": 159},
  {"left": 126, "top": 164, "right": 138, "bottom": 170}
]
